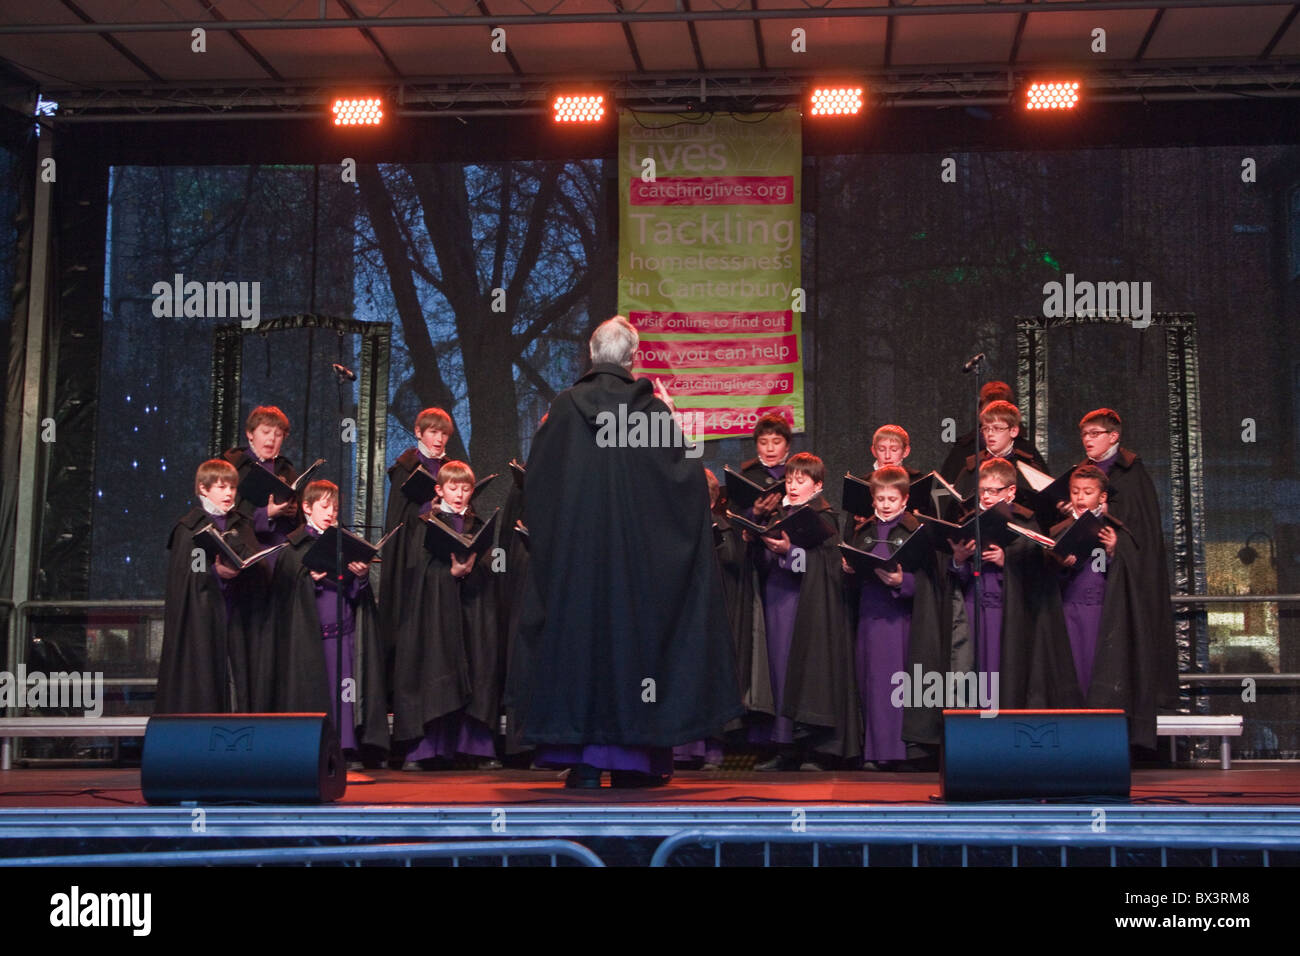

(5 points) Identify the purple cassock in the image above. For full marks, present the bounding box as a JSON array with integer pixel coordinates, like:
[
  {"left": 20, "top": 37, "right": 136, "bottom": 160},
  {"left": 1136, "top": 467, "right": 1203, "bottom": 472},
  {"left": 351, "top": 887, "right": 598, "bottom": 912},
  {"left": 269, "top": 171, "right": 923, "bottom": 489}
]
[
  {"left": 536, "top": 744, "right": 675, "bottom": 775},
  {"left": 304, "top": 524, "right": 368, "bottom": 751},
  {"left": 854, "top": 514, "right": 914, "bottom": 763},
  {"left": 405, "top": 507, "right": 497, "bottom": 762},
  {"left": 954, "top": 560, "right": 1005, "bottom": 677},
  {"left": 1060, "top": 557, "right": 1106, "bottom": 698},
  {"left": 673, "top": 738, "right": 725, "bottom": 766},
  {"left": 747, "top": 503, "right": 803, "bottom": 746},
  {"left": 416, "top": 451, "right": 445, "bottom": 517}
]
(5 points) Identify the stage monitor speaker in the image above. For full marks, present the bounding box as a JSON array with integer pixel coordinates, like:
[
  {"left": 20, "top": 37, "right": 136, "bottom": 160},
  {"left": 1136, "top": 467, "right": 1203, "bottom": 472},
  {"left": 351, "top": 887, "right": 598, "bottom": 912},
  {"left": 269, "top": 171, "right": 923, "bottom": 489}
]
[
  {"left": 142, "top": 714, "right": 346, "bottom": 804},
  {"left": 941, "top": 709, "right": 1130, "bottom": 801}
]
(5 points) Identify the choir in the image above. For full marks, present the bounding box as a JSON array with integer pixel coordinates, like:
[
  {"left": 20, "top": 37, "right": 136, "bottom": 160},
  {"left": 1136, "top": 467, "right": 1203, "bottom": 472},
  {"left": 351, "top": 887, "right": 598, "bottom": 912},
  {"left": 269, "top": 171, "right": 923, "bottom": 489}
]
[{"left": 155, "top": 374, "right": 1175, "bottom": 772}]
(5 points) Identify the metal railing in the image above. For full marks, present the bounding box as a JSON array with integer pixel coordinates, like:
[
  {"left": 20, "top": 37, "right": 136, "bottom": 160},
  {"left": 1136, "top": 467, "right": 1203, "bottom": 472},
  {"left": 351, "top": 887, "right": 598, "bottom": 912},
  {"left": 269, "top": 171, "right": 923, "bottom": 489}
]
[
  {"left": 648, "top": 828, "right": 1292, "bottom": 867},
  {"left": 0, "top": 839, "right": 606, "bottom": 867}
]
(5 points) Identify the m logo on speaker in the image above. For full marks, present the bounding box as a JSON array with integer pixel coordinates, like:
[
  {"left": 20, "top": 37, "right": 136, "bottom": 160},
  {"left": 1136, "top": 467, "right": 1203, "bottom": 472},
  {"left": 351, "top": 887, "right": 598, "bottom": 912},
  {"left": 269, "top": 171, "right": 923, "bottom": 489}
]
[
  {"left": 209, "top": 726, "right": 255, "bottom": 751},
  {"left": 1013, "top": 722, "right": 1059, "bottom": 749}
]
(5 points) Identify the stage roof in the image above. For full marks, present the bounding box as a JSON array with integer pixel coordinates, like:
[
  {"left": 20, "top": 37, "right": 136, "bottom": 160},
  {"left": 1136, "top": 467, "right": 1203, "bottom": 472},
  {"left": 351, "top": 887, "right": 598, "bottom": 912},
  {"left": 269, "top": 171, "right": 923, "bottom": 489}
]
[{"left": 0, "top": 1, "right": 1297, "bottom": 116}]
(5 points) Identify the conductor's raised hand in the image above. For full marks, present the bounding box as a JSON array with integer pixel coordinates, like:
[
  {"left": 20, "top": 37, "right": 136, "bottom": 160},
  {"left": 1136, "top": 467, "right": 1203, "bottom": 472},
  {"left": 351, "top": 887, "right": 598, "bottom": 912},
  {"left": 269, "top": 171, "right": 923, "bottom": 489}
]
[{"left": 652, "top": 377, "right": 676, "bottom": 413}]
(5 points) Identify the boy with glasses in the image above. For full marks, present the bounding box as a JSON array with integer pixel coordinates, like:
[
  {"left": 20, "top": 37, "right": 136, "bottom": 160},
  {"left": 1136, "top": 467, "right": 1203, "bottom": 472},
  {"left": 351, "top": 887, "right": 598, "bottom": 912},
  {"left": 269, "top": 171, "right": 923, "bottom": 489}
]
[{"left": 1071, "top": 409, "right": 1178, "bottom": 742}]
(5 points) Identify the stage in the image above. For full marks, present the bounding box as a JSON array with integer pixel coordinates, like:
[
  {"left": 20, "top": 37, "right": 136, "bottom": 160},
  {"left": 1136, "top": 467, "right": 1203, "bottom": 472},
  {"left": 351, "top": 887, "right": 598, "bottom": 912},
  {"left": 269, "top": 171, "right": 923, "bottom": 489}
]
[{"left": 2, "top": 764, "right": 1298, "bottom": 867}]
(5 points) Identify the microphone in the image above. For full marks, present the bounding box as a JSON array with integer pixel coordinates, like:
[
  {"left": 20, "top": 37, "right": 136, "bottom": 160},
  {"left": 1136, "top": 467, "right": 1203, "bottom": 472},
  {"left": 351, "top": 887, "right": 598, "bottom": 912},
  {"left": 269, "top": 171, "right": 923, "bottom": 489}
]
[
  {"left": 331, "top": 363, "right": 357, "bottom": 381},
  {"left": 962, "top": 353, "right": 986, "bottom": 373}
]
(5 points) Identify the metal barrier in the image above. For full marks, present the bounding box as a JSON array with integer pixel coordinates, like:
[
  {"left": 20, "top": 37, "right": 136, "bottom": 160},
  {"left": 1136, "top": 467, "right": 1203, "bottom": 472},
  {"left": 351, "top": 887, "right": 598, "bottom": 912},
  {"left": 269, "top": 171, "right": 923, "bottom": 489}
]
[
  {"left": 0, "top": 839, "right": 606, "bottom": 867},
  {"left": 648, "top": 827, "right": 1291, "bottom": 867}
]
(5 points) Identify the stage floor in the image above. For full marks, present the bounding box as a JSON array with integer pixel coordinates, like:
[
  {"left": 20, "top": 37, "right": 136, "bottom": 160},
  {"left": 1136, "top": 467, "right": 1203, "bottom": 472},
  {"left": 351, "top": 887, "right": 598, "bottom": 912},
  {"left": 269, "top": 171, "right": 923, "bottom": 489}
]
[{"left": 2, "top": 764, "right": 1298, "bottom": 809}]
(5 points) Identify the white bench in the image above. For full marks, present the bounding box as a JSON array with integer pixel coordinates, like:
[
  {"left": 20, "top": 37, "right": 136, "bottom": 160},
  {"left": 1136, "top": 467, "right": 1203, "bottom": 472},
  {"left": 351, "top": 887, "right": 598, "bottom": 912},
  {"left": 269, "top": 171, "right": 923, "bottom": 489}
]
[
  {"left": 1156, "top": 715, "right": 1244, "bottom": 769},
  {"left": 0, "top": 717, "right": 150, "bottom": 770}
]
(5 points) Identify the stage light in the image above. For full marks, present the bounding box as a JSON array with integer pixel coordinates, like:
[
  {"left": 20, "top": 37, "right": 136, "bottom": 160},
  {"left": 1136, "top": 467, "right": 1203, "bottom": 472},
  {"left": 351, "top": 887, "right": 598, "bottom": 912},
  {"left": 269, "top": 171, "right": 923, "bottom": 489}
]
[
  {"left": 809, "top": 86, "right": 864, "bottom": 117},
  {"left": 552, "top": 94, "right": 605, "bottom": 123},
  {"left": 332, "top": 97, "right": 384, "bottom": 126},
  {"left": 1024, "top": 81, "right": 1081, "bottom": 111}
]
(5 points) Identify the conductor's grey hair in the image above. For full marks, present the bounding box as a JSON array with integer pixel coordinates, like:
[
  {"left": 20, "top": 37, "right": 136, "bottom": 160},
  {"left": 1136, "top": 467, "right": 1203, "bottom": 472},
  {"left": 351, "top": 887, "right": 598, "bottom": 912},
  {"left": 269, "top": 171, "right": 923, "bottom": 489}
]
[{"left": 589, "top": 315, "right": 640, "bottom": 370}]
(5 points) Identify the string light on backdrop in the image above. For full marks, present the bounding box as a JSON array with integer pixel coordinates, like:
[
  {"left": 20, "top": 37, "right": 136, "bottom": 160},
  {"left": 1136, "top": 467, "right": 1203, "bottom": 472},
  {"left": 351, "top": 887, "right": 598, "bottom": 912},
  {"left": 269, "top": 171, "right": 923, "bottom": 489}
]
[
  {"left": 809, "top": 86, "right": 865, "bottom": 117},
  {"left": 1024, "top": 81, "right": 1081, "bottom": 111},
  {"left": 331, "top": 97, "right": 384, "bottom": 126},
  {"left": 552, "top": 94, "right": 606, "bottom": 123}
]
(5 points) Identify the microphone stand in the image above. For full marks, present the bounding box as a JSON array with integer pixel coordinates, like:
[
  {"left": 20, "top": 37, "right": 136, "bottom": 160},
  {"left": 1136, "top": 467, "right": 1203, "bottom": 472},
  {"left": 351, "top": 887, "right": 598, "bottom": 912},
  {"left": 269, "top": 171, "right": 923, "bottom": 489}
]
[
  {"left": 968, "top": 355, "right": 985, "bottom": 678},
  {"left": 332, "top": 364, "right": 351, "bottom": 765}
]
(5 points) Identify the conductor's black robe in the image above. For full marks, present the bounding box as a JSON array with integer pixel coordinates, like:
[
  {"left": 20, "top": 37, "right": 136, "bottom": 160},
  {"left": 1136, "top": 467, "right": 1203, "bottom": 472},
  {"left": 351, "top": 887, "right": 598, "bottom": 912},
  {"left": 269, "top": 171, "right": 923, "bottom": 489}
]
[
  {"left": 269, "top": 526, "right": 390, "bottom": 751},
  {"left": 156, "top": 507, "right": 270, "bottom": 714},
  {"left": 507, "top": 362, "right": 742, "bottom": 747}
]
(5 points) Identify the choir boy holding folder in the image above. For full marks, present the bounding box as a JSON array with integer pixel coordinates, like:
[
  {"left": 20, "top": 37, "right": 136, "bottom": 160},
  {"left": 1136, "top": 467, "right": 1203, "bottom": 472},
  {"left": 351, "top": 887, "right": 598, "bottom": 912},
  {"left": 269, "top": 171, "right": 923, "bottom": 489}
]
[
  {"left": 840, "top": 466, "right": 942, "bottom": 768},
  {"left": 269, "top": 480, "right": 390, "bottom": 765}
]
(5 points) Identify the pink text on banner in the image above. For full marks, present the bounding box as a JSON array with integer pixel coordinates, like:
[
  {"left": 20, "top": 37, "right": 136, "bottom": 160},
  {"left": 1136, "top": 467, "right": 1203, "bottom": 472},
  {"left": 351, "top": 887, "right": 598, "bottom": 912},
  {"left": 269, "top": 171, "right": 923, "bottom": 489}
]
[
  {"left": 630, "top": 310, "right": 794, "bottom": 335},
  {"left": 630, "top": 176, "right": 796, "bottom": 206},
  {"left": 635, "top": 334, "right": 799, "bottom": 370}
]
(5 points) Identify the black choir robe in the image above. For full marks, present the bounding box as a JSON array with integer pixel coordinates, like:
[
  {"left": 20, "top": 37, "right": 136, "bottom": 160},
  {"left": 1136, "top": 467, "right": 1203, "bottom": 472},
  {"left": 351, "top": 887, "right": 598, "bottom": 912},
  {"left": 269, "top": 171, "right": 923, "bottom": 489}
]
[
  {"left": 906, "top": 503, "right": 1066, "bottom": 745},
  {"left": 391, "top": 508, "right": 500, "bottom": 743},
  {"left": 940, "top": 431, "right": 1048, "bottom": 484},
  {"left": 1078, "top": 447, "right": 1180, "bottom": 715},
  {"left": 950, "top": 445, "right": 1053, "bottom": 523},
  {"left": 843, "top": 511, "right": 945, "bottom": 750},
  {"left": 156, "top": 506, "right": 270, "bottom": 714},
  {"left": 506, "top": 362, "right": 742, "bottom": 747},
  {"left": 378, "top": 448, "right": 444, "bottom": 677},
  {"left": 1031, "top": 515, "right": 1156, "bottom": 749},
  {"left": 497, "top": 478, "right": 533, "bottom": 754},
  {"left": 268, "top": 525, "right": 390, "bottom": 752},
  {"left": 746, "top": 494, "right": 862, "bottom": 759},
  {"left": 221, "top": 446, "right": 299, "bottom": 543},
  {"left": 729, "top": 456, "right": 784, "bottom": 727}
]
